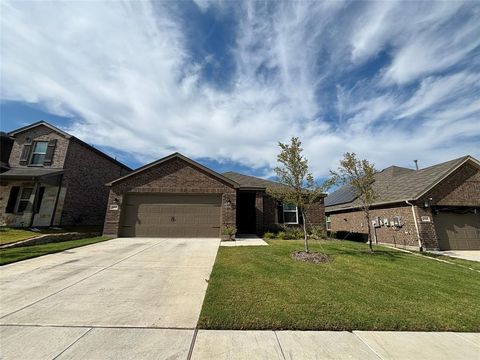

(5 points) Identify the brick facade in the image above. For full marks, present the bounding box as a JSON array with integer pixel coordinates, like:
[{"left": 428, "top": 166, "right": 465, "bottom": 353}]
[
  {"left": 60, "top": 140, "right": 130, "bottom": 226},
  {"left": 1, "top": 123, "right": 130, "bottom": 228},
  {"left": 327, "top": 161, "right": 480, "bottom": 250},
  {"left": 9, "top": 126, "right": 69, "bottom": 169},
  {"left": 103, "top": 157, "right": 236, "bottom": 238}
]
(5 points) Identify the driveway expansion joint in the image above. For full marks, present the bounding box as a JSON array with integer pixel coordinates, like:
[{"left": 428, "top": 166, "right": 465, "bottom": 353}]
[
  {"left": 52, "top": 327, "right": 93, "bottom": 360},
  {"left": 274, "top": 331, "right": 287, "bottom": 360}
]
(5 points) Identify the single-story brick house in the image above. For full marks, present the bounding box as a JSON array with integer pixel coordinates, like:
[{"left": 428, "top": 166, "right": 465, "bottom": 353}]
[
  {"left": 0, "top": 121, "right": 131, "bottom": 227},
  {"left": 103, "top": 153, "right": 325, "bottom": 239},
  {"left": 325, "top": 155, "right": 480, "bottom": 251}
]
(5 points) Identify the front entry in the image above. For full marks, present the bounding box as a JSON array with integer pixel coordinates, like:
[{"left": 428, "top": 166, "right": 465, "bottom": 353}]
[{"left": 236, "top": 191, "right": 256, "bottom": 234}]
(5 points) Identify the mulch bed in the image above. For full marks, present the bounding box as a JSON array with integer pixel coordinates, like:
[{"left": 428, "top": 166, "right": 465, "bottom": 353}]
[{"left": 291, "top": 250, "right": 331, "bottom": 264}]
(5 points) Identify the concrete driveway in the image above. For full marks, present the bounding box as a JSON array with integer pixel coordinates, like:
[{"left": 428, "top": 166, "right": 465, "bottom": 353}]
[
  {"left": 0, "top": 237, "right": 219, "bottom": 359},
  {"left": 432, "top": 250, "right": 480, "bottom": 262}
]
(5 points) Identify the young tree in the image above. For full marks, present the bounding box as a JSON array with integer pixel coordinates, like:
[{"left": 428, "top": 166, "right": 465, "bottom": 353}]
[
  {"left": 267, "top": 137, "right": 323, "bottom": 253},
  {"left": 329, "top": 152, "right": 377, "bottom": 251}
]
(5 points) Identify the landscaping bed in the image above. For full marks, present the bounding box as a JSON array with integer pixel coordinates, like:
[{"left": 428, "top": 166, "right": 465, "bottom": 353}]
[{"left": 198, "top": 239, "right": 480, "bottom": 331}]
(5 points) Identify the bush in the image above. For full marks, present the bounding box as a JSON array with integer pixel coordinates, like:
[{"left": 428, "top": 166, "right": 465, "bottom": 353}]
[
  {"left": 263, "top": 231, "right": 275, "bottom": 240},
  {"left": 283, "top": 227, "right": 304, "bottom": 240},
  {"left": 334, "top": 231, "right": 367, "bottom": 242},
  {"left": 327, "top": 230, "right": 336, "bottom": 239},
  {"left": 276, "top": 231, "right": 286, "bottom": 239},
  {"left": 222, "top": 226, "right": 237, "bottom": 241},
  {"left": 309, "top": 226, "right": 327, "bottom": 240}
]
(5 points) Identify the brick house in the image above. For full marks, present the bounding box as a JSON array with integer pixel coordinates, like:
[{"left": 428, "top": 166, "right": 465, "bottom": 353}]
[
  {"left": 0, "top": 121, "right": 131, "bottom": 228},
  {"left": 103, "top": 152, "right": 325, "bottom": 239},
  {"left": 325, "top": 156, "right": 480, "bottom": 251}
]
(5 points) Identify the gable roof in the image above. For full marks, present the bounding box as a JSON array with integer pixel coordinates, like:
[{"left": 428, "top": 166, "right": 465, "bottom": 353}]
[
  {"left": 107, "top": 152, "right": 239, "bottom": 188},
  {"left": 222, "top": 171, "right": 285, "bottom": 190},
  {"left": 326, "top": 155, "right": 480, "bottom": 211},
  {"left": 8, "top": 121, "right": 131, "bottom": 171}
]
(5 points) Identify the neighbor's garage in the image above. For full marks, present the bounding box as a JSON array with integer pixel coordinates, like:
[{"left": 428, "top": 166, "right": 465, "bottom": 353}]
[
  {"left": 119, "top": 194, "right": 222, "bottom": 237},
  {"left": 433, "top": 210, "right": 480, "bottom": 250}
]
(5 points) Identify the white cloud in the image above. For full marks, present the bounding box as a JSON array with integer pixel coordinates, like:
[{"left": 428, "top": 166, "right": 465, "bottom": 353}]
[{"left": 1, "top": 0, "right": 479, "bottom": 178}]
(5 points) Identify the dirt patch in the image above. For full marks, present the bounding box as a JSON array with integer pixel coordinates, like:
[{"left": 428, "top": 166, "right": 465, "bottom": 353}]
[{"left": 291, "top": 251, "right": 331, "bottom": 264}]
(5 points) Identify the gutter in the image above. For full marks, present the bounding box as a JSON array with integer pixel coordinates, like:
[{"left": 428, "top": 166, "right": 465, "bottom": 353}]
[{"left": 406, "top": 200, "right": 422, "bottom": 251}]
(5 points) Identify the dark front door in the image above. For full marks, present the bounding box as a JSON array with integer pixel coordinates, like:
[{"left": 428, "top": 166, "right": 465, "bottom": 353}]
[{"left": 236, "top": 191, "right": 256, "bottom": 234}]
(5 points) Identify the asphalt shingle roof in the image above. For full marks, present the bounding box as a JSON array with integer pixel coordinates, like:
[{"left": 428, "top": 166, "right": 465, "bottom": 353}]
[
  {"left": 326, "top": 156, "right": 475, "bottom": 211},
  {"left": 222, "top": 171, "right": 285, "bottom": 189}
]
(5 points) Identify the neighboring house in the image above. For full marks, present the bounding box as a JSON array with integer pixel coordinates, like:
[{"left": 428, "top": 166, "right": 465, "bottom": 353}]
[
  {"left": 0, "top": 121, "right": 131, "bottom": 228},
  {"left": 325, "top": 156, "right": 480, "bottom": 251},
  {"left": 103, "top": 152, "right": 325, "bottom": 238},
  {"left": 0, "top": 131, "right": 14, "bottom": 173}
]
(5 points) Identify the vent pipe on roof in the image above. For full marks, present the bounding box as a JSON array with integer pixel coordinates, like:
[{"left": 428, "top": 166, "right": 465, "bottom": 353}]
[{"left": 414, "top": 160, "right": 419, "bottom": 170}]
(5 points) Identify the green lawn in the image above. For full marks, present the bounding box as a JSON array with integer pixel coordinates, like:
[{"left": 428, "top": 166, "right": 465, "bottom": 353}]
[
  {"left": 0, "top": 236, "right": 112, "bottom": 266},
  {"left": 0, "top": 228, "right": 40, "bottom": 245},
  {"left": 0, "top": 226, "right": 102, "bottom": 246},
  {"left": 199, "top": 239, "right": 480, "bottom": 332}
]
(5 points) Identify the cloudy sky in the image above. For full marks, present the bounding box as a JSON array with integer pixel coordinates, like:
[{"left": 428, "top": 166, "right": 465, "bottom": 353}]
[{"left": 1, "top": 1, "right": 479, "bottom": 178}]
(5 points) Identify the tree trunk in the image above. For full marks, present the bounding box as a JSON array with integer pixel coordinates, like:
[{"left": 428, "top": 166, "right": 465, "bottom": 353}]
[
  {"left": 365, "top": 209, "right": 373, "bottom": 252},
  {"left": 301, "top": 209, "right": 309, "bottom": 253}
]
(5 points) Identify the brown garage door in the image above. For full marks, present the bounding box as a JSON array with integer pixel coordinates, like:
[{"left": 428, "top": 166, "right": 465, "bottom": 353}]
[
  {"left": 119, "top": 194, "right": 222, "bottom": 237},
  {"left": 434, "top": 211, "right": 480, "bottom": 250}
]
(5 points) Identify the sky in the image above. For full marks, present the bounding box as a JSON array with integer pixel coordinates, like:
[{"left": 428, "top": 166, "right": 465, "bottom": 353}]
[{"left": 1, "top": 0, "right": 479, "bottom": 178}]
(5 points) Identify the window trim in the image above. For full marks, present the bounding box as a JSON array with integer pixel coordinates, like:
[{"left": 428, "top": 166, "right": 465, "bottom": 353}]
[
  {"left": 283, "top": 203, "right": 299, "bottom": 224},
  {"left": 326, "top": 215, "right": 331, "bottom": 231},
  {"left": 29, "top": 141, "right": 49, "bottom": 166},
  {"left": 15, "top": 187, "right": 34, "bottom": 214}
]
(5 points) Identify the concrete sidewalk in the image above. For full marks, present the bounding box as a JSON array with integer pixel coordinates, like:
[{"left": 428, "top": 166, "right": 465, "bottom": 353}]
[{"left": 1, "top": 326, "right": 478, "bottom": 359}]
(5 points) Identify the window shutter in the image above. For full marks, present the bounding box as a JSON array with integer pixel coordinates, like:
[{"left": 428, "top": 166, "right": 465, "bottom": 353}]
[
  {"left": 19, "top": 140, "right": 33, "bottom": 165},
  {"left": 6, "top": 186, "right": 20, "bottom": 213},
  {"left": 43, "top": 139, "right": 57, "bottom": 166}
]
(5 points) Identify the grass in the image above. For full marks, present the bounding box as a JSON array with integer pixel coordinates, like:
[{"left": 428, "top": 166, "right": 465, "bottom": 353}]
[
  {"left": 420, "top": 252, "right": 480, "bottom": 272},
  {"left": 0, "top": 228, "right": 39, "bottom": 245},
  {"left": 0, "top": 236, "right": 112, "bottom": 266},
  {"left": 0, "top": 226, "right": 102, "bottom": 246},
  {"left": 199, "top": 239, "right": 480, "bottom": 332}
]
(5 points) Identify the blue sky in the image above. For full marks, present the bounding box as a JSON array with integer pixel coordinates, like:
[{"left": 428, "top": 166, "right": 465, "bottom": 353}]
[{"left": 1, "top": 1, "right": 479, "bottom": 177}]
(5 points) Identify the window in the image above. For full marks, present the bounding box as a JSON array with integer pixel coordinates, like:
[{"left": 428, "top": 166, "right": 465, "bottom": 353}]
[
  {"left": 283, "top": 203, "right": 299, "bottom": 224},
  {"left": 17, "top": 188, "right": 33, "bottom": 213},
  {"left": 29, "top": 141, "right": 48, "bottom": 165},
  {"left": 326, "top": 215, "right": 331, "bottom": 230}
]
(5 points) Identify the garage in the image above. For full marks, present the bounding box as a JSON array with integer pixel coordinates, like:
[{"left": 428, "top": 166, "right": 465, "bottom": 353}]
[
  {"left": 434, "top": 211, "right": 480, "bottom": 250},
  {"left": 119, "top": 193, "right": 222, "bottom": 237}
]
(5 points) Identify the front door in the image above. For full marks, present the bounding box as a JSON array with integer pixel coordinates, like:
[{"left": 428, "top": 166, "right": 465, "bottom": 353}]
[{"left": 236, "top": 191, "right": 256, "bottom": 234}]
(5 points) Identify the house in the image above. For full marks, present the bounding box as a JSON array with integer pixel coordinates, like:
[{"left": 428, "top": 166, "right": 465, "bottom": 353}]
[
  {"left": 325, "top": 156, "right": 480, "bottom": 251},
  {"left": 0, "top": 132, "right": 14, "bottom": 173},
  {"left": 103, "top": 153, "right": 325, "bottom": 238},
  {"left": 0, "top": 121, "right": 131, "bottom": 228}
]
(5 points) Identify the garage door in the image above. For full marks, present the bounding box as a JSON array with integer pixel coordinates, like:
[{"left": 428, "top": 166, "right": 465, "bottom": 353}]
[
  {"left": 434, "top": 211, "right": 480, "bottom": 250},
  {"left": 119, "top": 194, "right": 222, "bottom": 237}
]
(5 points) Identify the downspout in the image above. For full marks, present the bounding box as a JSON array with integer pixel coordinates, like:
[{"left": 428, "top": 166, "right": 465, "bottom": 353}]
[
  {"left": 50, "top": 174, "right": 64, "bottom": 227},
  {"left": 406, "top": 200, "right": 422, "bottom": 251}
]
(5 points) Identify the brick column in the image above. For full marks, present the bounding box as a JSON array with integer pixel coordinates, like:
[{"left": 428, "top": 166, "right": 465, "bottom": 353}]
[{"left": 221, "top": 192, "right": 236, "bottom": 240}]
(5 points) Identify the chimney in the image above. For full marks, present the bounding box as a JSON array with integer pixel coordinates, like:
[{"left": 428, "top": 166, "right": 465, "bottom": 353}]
[{"left": 414, "top": 160, "right": 419, "bottom": 170}]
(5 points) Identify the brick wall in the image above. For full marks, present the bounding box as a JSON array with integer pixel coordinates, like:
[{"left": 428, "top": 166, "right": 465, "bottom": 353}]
[
  {"left": 9, "top": 125, "right": 69, "bottom": 168},
  {"left": 424, "top": 163, "right": 480, "bottom": 207},
  {"left": 61, "top": 140, "right": 130, "bottom": 226},
  {"left": 103, "top": 157, "right": 236, "bottom": 237},
  {"left": 328, "top": 204, "right": 421, "bottom": 248}
]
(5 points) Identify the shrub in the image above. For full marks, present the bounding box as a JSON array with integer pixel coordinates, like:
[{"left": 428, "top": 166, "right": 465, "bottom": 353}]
[
  {"left": 309, "top": 226, "right": 327, "bottom": 240},
  {"left": 283, "top": 227, "right": 304, "bottom": 240},
  {"left": 276, "top": 231, "right": 286, "bottom": 239},
  {"left": 222, "top": 225, "right": 237, "bottom": 241},
  {"left": 263, "top": 231, "right": 275, "bottom": 240}
]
